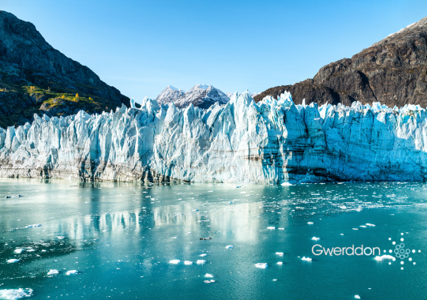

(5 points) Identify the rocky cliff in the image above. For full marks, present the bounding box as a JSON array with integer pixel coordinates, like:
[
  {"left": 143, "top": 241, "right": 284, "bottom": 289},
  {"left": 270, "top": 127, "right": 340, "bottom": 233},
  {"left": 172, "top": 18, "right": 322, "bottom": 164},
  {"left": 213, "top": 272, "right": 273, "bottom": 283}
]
[
  {"left": 0, "top": 11, "right": 130, "bottom": 128},
  {"left": 254, "top": 16, "right": 427, "bottom": 107}
]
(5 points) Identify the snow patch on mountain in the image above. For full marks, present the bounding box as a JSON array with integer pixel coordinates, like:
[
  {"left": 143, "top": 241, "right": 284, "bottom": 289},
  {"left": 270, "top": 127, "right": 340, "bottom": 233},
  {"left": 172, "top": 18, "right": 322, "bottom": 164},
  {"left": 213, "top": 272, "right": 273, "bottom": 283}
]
[{"left": 156, "top": 85, "right": 185, "bottom": 105}]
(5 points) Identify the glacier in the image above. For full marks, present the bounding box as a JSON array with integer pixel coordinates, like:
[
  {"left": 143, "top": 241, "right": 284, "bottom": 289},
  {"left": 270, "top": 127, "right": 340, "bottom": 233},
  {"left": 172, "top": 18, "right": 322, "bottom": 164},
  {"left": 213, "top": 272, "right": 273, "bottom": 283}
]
[{"left": 1, "top": 91, "right": 427, "bottom": 184}]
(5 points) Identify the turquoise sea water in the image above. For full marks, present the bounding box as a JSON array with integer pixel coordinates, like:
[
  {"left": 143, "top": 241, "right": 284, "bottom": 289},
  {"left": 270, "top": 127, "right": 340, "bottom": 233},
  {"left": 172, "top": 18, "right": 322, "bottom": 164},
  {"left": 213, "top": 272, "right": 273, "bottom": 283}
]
[{"left": 0, "top": 179, "right": 427, "bottom": 299}]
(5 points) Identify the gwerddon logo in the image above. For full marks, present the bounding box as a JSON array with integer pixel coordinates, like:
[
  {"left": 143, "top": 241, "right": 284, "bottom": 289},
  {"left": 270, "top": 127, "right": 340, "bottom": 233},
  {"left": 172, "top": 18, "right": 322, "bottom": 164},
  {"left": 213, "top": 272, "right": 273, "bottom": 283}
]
[{"left": 311, "top": 232, "right": 421, "bottom": 270}]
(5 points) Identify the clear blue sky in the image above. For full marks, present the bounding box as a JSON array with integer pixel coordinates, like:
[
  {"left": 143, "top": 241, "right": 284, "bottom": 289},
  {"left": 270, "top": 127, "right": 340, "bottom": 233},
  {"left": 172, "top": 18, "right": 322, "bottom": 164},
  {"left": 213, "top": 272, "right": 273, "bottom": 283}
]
[{"left": 2, "top": 0, "right": 427, "bottom": 101}]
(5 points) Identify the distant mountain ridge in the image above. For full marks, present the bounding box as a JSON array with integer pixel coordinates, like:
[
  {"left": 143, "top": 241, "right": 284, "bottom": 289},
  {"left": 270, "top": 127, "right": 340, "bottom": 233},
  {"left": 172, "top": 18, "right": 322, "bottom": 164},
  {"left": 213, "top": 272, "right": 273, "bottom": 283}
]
[
  {"left": 255, "top": 16, "right": 427, "bottom": 108},
  {"left": 156, "top": 84, "right": 229, "bottom": 109},
  {"left": 0, "top": 11, "right": 129, "bottom": 127}
]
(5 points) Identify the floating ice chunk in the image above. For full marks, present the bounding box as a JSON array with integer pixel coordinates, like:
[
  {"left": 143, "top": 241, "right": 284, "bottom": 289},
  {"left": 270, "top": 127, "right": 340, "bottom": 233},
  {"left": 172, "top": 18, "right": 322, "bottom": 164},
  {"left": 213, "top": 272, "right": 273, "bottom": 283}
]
[
  {"left": 7, "top": 259, "right": 20, "bottom": 263},
  {"left": 204, "top": 280, "right": 215, "bottom": 283},
  {"left": 311, "top": 237, "right": 320, "bottom": 241},
  {"left": 184, "top": 261, "right": 193, "bottom": 265},
  {"left": 281, "top": 182, "right": 293, "bottom": 186},
  {"left": 354, "top": 295, "right": 361, "bottom": 299},
  {"left": 277, "top": 262, "right": 283, "bottom": 265},
  {"left": 340, "top": 233, "right": 344, "bottom": 236},
  {"left": 360, "top": 225, "right": 367, "bottom": 228},
  {"left": 169, "top": 259, "right": 180, "bottom": 264},
  {"left": 366, "top": 223, "right": 376, "bottom": 227},
  {"left": 267, "top": 226, "right": 275, "bottom": 230},
  {"left": 339, "top": 205, "right": 347, "bottom": 209},
  {"left": 66, "top": 270, "right": 78, "bottom": 275},
  {"left": 255, "top": 263, "right": 268, "bottom": 269},
  {"left": 307, "top": 222, "right": 314, "bottom": 225},
  {"left": 275, "top": 252, "right": 284, "bottom": 256},
  {"left": 204, "top": 273, "right": 214, "bottom": 278},
  {"left": 199, "top": 254, "right": 207, "bottom": 257},
  {"left": 196, "top": 260, "right": 206, "bottom": 265},
  {"left": 0, "top": 288, "right": 33, "bottom": 299},
  {"left": 225, "top": 245, "right": 233, "bottom": 249},
  {"left": 47, "top": 269, "right": 59, "bottom": 276},
  {"left": 57, "top": 236, "right": 65, "bottom": 240},
  {"left": 14, "top": 248, "right": 25, "bottom": 254},
  {"left": 374, "top": 255, "right": 396, "bottom": 261},
  {"left": 352, "top": 228, "right": 359, "bottom": 230},
  {"left": 25, "top": 224, "right": 41, "bottom": 228},
  {"left": 301, "top": 257, "right": 312, "bottom": 262},
  {"left": 278, "top": 228, "right": 284, "bottom": 230},
  {"left": 273, "top": 279, "right": 277, "bottom": 281}
]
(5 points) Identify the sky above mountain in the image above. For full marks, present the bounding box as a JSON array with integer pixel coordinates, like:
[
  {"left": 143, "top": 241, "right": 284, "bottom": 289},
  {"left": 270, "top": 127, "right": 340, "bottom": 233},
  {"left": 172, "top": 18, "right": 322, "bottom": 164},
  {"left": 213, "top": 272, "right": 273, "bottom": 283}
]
[{"left": 2, "top": 0, "right": 427, "bottom": 102}]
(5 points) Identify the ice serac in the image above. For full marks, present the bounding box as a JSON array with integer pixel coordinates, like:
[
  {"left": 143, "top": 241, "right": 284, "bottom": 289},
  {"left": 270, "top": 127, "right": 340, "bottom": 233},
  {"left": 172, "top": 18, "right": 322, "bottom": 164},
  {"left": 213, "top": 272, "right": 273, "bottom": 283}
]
[{"left": 2, "top": 91, "right": 427, "bottom": 184}]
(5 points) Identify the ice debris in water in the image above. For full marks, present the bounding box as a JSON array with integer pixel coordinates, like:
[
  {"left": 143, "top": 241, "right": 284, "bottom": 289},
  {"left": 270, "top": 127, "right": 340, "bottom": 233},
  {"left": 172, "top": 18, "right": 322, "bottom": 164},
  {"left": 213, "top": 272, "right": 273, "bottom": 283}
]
[
  {"left": 354, "top": 295, "right": 361, "bottom": 299},
  {"left": 366, "top": 223, "right": 376, "bottom": 227},
  {"left": 267, "top": 226, "right": 275, "bottom": 230},
  {"left": 277, "top": 262, "right": 283, "bottom": 265},
  {"left": 307, "top": 222, "right": 314, "bottom": 225},
  {"left": 7, "top": 259, "right": 20, "bottom": 263},
  {"left": 14, "top": 248, "right": 25, "bottom": 254},
  {"left": 204, "top": 273, "right": 214, "bottom": 278},
  {"left": 275, "top": 252, "right": 284, "bottom": 256},
  {"left": 169, "top": 259, "right": 180, "bottom": 264},
  {"left": 204, "top": 280, "right": 215, "bottom": 284},
  {"left": 0, "top": 288, "right": 33, "bottom": 299},
  {"left": 199, "top": 254, "right": 207, "bottom": 257},
  {"left": 47, "top": 269, "right": 59, "bottom": 276},
  {"left": 374, "top": 255, "right": 396, "bottom": 261},
  {"left": 184, "top": 261, "right": 193, "bottom": 265},
  {"left": 225, "top": 245, "right": 233, "bottom": 249},
  {"left": 196, "top": 260, "right": 206, "bottom": 265},
  {"left": 65, "top": 270, "right": 78, "bottom": 275},
  {"left": 311, "top": 237, "right": 320, "bottom": 241},
  {"left": 255, "top": 263, "right": 268, "bottom": 269},
  {"left": 301, "top": 257, "right": 312, "bottom": 262},
  {"left": 25, "top": 224, "right": 41, "bottom": 228}
]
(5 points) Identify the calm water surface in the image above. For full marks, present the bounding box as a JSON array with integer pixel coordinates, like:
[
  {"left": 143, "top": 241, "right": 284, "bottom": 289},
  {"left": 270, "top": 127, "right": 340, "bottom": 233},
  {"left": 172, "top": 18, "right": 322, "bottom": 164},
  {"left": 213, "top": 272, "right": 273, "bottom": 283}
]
[{"left": 1, "top": 179, "right": 427, "bottom": 299}]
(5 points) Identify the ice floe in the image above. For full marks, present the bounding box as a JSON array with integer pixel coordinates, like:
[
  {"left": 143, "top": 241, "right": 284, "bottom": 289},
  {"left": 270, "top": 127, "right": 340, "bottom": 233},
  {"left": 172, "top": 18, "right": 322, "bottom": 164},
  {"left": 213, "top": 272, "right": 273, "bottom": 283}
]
[
  {"left": 255, "top": 263, "right": 268, "bottom": 269},
  {"left": 204, "top": 273, "right": 214, "bottom": 278},
  {"left": 6, "top": 259, "right": 20, "bottom": 263},
  {"left": 47, "top": 269, "right": 59, "bottom": 276},
  {"left": 65, "top": 270, "right": 78, "bottom": 275},
  {"left": 169, "top": 259, "right": 180, "bottom": 264},
  {"left": 0, "top": 288, "right": 33, "bottom": 299},
  {"left": 301, "top": 257, "right": 312, "bottom": 262}
]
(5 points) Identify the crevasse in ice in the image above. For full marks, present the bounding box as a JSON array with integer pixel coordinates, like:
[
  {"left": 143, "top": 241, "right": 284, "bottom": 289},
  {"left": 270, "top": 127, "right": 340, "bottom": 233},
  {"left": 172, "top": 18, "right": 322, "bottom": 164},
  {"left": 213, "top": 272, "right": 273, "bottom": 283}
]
[{"left": 1, "top": 91, "right": 427, "bottom": 184}]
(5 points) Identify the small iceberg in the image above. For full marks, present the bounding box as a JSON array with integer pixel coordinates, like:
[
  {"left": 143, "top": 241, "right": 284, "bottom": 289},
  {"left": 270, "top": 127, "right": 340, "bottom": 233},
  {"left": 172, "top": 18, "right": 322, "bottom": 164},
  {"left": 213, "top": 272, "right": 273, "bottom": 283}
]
[
  {"left": 204, "top": 273, "right": 214, "bottom": 278},
  {"left": 14, "top": 248, "right": 25, "bottom": 254},
  {"left": 0, "top": 288, "right": 33, "bottom": 299},
  {"left": 354, "top": 295, "right": 361, "bottom": 299},
  {"left": 47, "top": 269, "right": 59, "bottom": 276},
  {"left": 278, "top": 228, "right": 284, "bottom": 230},
  {"left": 366, "top": 223, "right": 376, "bottom": 227},
  {"left": 7, "top": 259, "right": 20, "bottom": 263},
  {"left": 65, "top": 270, "right": 78, "bottom": 275},
  {"left": 301, "top": 257, "right": 312, "bottom": 262},
  {"left": 311, "top": 237, "right": 320, "bottom": 241},
  {"left": 184, "top": 261, "right": 193, "bottom": 265},
  {"left": 199, "top": 254, "right": 207, "bottom": 257},
  {"left": 277, "top": 262, "right": 283, "bottom": 265},
  {"left": 307, "top": 222, "right": 314, "bottom": 225},
  {"left": 374, "top": 255, "right": 395, "bottom": 261},
  {"left": 25, "top": 224, "right": 41, "bottom": 228},
  {"left": 204, "top": 280, "right": 215, "bottom": 284},
  {"left": 281, "top": 182, "right": 292, "bottom": 186},
  {"left": 255, "top": 263, "right": 268, "bottom": 269},
  {"left": 225, "top": 245, "right": 233, "bottom": 249},
  {"left": 275, "top": 252, "right": 284, "bottom": 256},
  {"left": 267, "top": 226, "right": 275, "bottom": 230},
  {"left": 196, "top": 260, "right": 206, "bottom": 265},
  {"left": 169, "top": 259, "right": 180, "bottom": 264}
]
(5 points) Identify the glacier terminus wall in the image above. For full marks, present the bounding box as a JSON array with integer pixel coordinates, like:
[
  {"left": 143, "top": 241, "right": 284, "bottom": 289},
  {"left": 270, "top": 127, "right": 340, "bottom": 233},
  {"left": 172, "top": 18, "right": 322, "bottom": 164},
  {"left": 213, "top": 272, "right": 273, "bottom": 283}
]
[{"left": 1, "top": 92, "right": 427, "bottom": 184}]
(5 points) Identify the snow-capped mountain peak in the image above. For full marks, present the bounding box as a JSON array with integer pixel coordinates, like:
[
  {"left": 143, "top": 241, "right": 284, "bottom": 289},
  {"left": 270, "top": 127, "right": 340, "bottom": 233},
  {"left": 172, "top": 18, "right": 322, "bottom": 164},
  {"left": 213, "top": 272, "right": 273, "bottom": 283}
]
[
  {"left": 156, "top": 84, "right": 230, "bottom": 109},
  {"left": 156, "top": 86, "right": 185, "bottom": 105}
]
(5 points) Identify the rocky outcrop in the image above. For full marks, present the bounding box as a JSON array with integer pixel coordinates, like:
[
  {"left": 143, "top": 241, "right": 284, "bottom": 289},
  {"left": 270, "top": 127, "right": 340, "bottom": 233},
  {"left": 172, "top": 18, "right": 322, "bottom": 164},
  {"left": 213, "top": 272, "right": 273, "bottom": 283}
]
[
  {"left": 1, "top": 93, "right": 427, "bottom": 184},
  {"left": 0, "top": 11, "right": 129, "bottom": 127},
  {"left": 255, "top": 16, "right": 427, "bottom": 107}
]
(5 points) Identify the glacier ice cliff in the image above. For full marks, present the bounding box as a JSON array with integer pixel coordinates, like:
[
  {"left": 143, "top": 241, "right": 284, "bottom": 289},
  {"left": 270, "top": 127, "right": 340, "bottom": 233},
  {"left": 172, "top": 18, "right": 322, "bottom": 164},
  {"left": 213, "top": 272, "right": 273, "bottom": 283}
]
[{"left": 1, "top": 91, "right": 427, "bottom": 184}]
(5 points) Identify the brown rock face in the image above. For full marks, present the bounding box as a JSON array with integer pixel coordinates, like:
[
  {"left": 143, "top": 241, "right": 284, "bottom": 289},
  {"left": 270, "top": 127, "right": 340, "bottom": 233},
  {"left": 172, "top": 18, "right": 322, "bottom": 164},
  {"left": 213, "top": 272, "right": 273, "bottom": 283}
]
[
  {"left": 0, "top": 11, "right": 130, "bottom": 127},
  {"left": 255, "top": 16, "right": 427, "bottom": 107}
]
